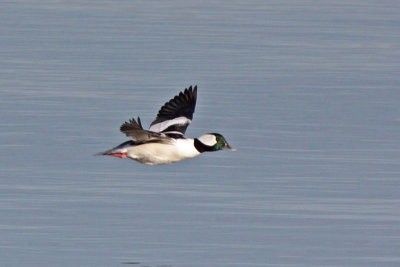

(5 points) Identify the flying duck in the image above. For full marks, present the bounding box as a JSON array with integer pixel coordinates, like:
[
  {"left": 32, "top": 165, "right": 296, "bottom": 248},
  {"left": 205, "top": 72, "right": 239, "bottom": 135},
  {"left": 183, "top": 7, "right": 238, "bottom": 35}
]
[{"left": 97, "top": 85, "right": 236, "bottom": 165}]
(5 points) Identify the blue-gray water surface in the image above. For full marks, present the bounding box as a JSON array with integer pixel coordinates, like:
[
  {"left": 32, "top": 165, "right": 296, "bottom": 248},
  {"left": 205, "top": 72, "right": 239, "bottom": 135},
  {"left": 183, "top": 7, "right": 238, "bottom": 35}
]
[{"left": 1, "top": 1, "right": 400, "bottom": 266}]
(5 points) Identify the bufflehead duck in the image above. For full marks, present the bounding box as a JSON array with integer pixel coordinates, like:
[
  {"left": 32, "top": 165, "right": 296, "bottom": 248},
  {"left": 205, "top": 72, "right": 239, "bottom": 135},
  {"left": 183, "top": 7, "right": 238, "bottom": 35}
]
[{"left": 97, "top": 85, "right": 236, "bottom": 165}]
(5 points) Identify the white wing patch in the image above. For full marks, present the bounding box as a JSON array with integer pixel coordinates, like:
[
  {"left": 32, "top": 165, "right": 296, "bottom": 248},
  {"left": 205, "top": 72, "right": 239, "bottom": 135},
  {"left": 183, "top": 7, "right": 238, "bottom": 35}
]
[{"left": 149, "top": 116, "right": 191, "bottom": 133}]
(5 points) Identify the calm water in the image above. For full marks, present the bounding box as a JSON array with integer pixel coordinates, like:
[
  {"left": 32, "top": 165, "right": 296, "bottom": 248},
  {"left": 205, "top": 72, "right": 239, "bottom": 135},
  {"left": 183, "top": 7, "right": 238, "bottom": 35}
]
[{"left": 1, "top": 1, "right": 400, "bottom": 266}]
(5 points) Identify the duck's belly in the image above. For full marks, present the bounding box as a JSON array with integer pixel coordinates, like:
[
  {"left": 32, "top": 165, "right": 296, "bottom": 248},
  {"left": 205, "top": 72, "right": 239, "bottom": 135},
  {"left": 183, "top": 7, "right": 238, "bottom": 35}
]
[{"left": 126, "top": 141, "right": 200, "bottom": 165}]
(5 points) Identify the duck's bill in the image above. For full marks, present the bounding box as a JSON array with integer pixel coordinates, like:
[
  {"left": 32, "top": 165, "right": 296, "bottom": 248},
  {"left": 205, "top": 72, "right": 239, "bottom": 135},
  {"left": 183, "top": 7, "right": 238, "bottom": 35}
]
[{"left": 223, "top": 143, "right": 237, "bottom": 151}]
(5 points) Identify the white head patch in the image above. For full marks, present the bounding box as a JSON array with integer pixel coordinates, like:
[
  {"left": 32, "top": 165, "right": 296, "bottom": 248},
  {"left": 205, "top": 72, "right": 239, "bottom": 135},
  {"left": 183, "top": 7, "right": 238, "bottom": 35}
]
[{"left": 198, "top": 134, "right": 217, "bottom": 146}]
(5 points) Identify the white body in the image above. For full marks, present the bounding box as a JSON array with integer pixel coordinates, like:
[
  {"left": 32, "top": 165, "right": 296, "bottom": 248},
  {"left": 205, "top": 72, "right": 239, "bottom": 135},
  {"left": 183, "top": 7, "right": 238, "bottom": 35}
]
[{"left": 126, "top": 138, "right": 200, "bottom": 165}]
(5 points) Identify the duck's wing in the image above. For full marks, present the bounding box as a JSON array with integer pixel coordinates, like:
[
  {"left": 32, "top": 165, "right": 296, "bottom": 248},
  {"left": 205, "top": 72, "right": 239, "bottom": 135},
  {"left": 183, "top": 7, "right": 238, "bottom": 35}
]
[
  {"left": 149, "top": 85, "right": 197, "bottom": 136},
  {"left": 120, "top": 117, "right": 171, "bottom": 143}
]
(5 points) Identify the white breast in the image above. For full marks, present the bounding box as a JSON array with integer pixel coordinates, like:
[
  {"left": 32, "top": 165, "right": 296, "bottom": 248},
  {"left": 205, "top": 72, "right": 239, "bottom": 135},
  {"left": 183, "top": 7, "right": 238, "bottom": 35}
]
[{"left": 126, "top": 138, "right": 200, "bottom": 165}]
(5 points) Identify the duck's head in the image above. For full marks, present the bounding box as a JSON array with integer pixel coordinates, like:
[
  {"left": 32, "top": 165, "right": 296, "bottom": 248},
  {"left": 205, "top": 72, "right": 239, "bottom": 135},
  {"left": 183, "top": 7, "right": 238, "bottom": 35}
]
[{"left": 195, "top": 133, "right": 236, "bottom": 152}]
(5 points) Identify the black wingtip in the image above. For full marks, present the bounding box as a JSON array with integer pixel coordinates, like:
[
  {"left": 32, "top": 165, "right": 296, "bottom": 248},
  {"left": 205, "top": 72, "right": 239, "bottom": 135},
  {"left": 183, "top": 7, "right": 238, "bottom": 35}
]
[
  {"left": 184, "top": 85, "right": 197, "bottom": 104},
  {"left": 120, "top": 117, "right": 144, "bottom": 133},
  {"left": 137, "top": 116, "right": 143, "bottom": 129},
  {"left": 185, "top": 85, "right": 197, "bottom": 95}
]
